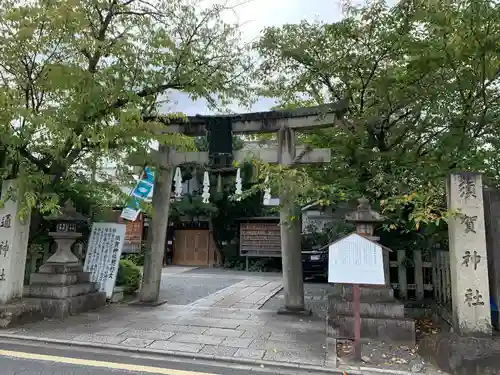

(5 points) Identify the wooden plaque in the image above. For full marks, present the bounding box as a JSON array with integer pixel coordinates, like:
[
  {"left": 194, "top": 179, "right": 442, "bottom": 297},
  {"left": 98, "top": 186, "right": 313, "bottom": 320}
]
[{"left": 239, "top": 222, "right": 281, "bottom": 257}]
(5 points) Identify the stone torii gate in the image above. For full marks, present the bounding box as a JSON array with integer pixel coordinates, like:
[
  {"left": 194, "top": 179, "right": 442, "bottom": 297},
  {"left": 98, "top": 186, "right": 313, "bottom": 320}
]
[{"left": 137, "top": 102, "right": 347, "bottom": 313}]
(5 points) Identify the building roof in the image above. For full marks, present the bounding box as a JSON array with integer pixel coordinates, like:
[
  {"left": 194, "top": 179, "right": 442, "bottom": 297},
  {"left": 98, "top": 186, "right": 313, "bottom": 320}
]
[{"left": 328, "top": 232, "right": 393, "bottom": 253}]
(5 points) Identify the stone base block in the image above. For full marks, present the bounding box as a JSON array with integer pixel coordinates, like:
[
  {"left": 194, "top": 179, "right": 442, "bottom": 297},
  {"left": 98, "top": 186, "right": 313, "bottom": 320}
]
[
  {"left": 329, "top": 298, "right": 405, "bottom": 319},
  {"left": 23, "top": 292, "right": 106, "bottom": 319},
  {"left": 0, "top": 301, "right": 43, "bottom": 328},
  {"left": 277, "top": 307, "right": 312, "bottom": 317},
  {"left": 38, "top": 263, "right": 83, "bottom": 274},
  {"left": 328, "top": 314, "right": 415, "bottom": 345},
  {"left": 110, "top": 291, "right": 124, "bottom": 303},
  {"left": 27, "top": 283, "right": 98, "bottom": 299},
  {"left": 78, "top": 272, "right": 91, "bottom": 283},
  {"left": 325, "top": 336, "right": 338, "bottom": 367},
  {"left": 418, "top": 332, "right": 500, "bottom": 375},
  {"left": 30, "top": 272, "right": 79, "bottom": 286},
  {"left": 129, "top": 299, "right": 168, "bottom": 307},
  {"left": 341, "top": 285, "right": 395, "bottom": 301}
]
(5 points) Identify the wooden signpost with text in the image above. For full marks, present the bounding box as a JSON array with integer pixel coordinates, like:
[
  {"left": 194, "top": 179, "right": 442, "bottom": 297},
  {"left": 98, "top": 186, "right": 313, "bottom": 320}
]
[{"left": 328, "top": 233, "right": 386, "bottom": 360}]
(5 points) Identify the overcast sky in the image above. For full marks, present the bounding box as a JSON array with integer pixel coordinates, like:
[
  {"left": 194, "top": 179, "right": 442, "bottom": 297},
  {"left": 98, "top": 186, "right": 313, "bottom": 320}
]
[{"left": 160, "top": 0, "right": 346, "bottom": 116}]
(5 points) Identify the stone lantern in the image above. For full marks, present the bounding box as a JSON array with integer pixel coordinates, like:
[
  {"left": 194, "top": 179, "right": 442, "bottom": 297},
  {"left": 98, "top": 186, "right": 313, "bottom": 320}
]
[
  {"left": 42, "top": 200, "right": 88, "bottom": 266},
  {"left": 345, "top": 197, "right": 390, "bottom": 284},
  {"left": 26, "top": 200, "right": 106, "bottom": 318},
  {"left": 326, "top": 198, "right": 416, "bottom": 345},
  {"left": 345, "top": 197, "right": 385, "bottom": 241}
]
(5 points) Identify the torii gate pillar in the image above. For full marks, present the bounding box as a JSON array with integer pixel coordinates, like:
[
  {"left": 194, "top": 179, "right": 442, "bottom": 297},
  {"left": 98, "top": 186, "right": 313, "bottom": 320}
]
[{"left": 277, "top": 127, "right": 307, "bottom": 314}]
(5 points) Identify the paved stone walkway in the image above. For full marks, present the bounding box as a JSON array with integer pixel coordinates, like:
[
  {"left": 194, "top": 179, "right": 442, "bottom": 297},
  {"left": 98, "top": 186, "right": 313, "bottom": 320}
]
[
  {"left": 158, "top": 267, "right": 246, "bottom": 305},
  {"left": 1, "top": 272, "right": 329, "bottom": 368},
  {"left": 263, "top": 282, "right": 335, "bottom": 319},
  {"left": 190, "top": 278, "right": 282, "bottom": 309},
  {"left": 3, "top": 305, "right": 327, "bottom": 367}
]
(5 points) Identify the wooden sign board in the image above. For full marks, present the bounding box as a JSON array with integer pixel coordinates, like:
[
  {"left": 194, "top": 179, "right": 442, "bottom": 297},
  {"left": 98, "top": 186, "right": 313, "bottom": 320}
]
[
  {"left": 328, "top": 233, "right": 385, "bottom": 285},
  {"left": 239, "top": 221, "right": 281, "bottom": 257},
  {"left": 84, "top": 223, "right": 126, "bottom": 298}
]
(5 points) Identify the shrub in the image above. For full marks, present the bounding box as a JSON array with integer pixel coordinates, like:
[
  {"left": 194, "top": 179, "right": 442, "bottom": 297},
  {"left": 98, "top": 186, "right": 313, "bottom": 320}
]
[
  {"left": 122, "top": 240, "right": 147, "bottom": 266},
  {"left": 116, "top": 259, "right": 142, "bottom": 293}
]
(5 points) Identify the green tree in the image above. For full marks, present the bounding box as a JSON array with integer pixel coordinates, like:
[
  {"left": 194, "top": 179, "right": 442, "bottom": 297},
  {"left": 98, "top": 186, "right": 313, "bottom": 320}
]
[
  {"left": 253, "top": 0, "right": 500, "bottom": 229},
  {"left": 0, "top": 0, "right": 252, "bottom": 234}
]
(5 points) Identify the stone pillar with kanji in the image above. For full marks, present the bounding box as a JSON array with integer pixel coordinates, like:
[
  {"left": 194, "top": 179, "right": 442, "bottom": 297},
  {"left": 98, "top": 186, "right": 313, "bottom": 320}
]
[
  {"left": 447, "top": 172, "right": 492, "bottom": 335},
  {"left": 0, "top": 179, "right": 31, "bottom": 305}
]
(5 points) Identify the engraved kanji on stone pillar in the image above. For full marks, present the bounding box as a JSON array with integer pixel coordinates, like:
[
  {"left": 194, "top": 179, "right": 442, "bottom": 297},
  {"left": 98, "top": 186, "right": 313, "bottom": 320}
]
[
  {"left": 447, "top": 172, "right": 492, "bottom": 335},
  {"left": 0, "top": 179, "right": 31, "bottom": 304}
]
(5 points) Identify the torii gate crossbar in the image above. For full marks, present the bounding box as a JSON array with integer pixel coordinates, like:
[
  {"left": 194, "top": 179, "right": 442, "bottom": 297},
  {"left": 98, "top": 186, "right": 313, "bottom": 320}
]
[{"left": 137, "top": 102, "right": 346, "bottom": 310}]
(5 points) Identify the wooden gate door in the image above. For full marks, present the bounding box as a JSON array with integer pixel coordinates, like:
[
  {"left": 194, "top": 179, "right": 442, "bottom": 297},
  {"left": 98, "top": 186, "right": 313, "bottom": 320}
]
[{"left": 173, "top": 229, "right": 214, "bottom": 266}]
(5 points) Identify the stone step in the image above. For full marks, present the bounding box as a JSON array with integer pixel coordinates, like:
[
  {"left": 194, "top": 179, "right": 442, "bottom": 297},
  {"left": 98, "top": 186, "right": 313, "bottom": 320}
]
[
  {"left": 328, "top": 299, "right": 405, "bottom": 319},
  {"left": 38, "top": 263, "right": 83, "bottom": 274},
  {"left": 78, "top": 272, "right": 91, "bottom": 283},
  {"left": 23, "top": 291, "right": 106, "bottom": 319},
  {"left": 29, "top": 272, "right": 91, "bottom": 286},
  {"left": 0, "top": 301, "right": 43, "bottom": 328},
  {"left": 26, "top": 283, "right": 98, "bottom": 299},
  {"left": 341, "top": 285, "right": 395, "bottom": 300},
  {"left": 30, "top": 273, "right": 75, "bottom": 286},
  {"left": 328, "top": 314, "right": 415, "bottom": 345}
]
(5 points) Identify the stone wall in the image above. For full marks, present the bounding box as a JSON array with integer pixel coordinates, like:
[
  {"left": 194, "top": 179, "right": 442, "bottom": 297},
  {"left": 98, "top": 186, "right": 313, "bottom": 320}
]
[{"left": 418, "top": 332, "right": 500, "bottom": 375}]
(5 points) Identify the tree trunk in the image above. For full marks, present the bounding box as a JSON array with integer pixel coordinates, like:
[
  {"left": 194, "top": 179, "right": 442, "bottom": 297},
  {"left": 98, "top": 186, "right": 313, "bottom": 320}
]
[
  {"left": 28, "top": 208, "right": 43, "bottom": 241},
  {"left": 138, "top": 145, "right": 173, "bottom": 303}
]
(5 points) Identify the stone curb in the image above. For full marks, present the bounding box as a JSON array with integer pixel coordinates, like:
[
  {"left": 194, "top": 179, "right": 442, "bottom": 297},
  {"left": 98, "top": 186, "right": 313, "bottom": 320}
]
[
  {"left": 0, "top": 333, "right": 417, "bottom": 375},
  {"left": 341, "top": 366, "right": 422, "bottom": 375}
]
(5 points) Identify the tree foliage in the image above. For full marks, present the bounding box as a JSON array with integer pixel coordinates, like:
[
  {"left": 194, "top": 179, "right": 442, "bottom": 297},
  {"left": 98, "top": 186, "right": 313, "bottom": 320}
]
[
  {"left": 0, "top": 0, "right": 252, "bottom": 221},
  {"left": 253, "top": 0, "right": 500, "bottom": 230}
]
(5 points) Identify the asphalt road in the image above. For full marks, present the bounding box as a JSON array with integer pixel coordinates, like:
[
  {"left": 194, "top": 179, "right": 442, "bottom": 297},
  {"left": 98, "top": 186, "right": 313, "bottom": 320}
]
[{"left": 0, "top": 338, "right": 331, "bottom": 375}]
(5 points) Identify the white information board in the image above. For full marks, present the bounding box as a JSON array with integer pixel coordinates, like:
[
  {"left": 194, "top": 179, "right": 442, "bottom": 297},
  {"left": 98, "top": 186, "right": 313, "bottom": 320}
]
[
  {"left": 84, "top": 223, "right": 126, "bottom": 298},
  {"left": 328, "top": 233, "right": 385, "bottom": 285}
]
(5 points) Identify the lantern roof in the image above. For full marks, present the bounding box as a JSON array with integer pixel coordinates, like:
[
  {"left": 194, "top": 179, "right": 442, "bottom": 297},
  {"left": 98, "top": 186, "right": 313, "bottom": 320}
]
[
  {"left": 44, "top": 200, "right": 88, "bottom": 223},
  {"left": 345, "top": 197, "right": 385, "bottom": 223}
]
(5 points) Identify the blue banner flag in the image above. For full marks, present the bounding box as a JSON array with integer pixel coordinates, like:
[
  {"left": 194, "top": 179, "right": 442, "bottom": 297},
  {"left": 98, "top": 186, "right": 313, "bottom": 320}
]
[{"left": 120, "top": 167, "right": 155, "bottom": 221}]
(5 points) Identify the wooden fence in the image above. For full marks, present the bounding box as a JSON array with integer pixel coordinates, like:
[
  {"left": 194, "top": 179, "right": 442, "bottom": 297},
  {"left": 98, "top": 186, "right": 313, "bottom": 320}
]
[
  {"left": 432, "top": 250, "right": 453, "bottom": 323},
  {"left": 389, "top": 249, "right": 434, "bottom": 300},
  {"left": 388, "top": 249, "right": 451, "bottom": 305}
]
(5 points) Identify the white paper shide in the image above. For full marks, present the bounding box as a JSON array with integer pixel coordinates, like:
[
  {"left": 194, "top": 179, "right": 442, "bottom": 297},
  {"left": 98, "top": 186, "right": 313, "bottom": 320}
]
[{"left": 84, "top": 223, "right": 126, "bottom": 298}]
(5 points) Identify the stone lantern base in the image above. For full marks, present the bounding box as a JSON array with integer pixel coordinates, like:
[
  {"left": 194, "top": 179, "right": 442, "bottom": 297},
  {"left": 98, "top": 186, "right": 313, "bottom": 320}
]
[
  {"left": 24, "top": 262, "right": 106, "bottom": 319},
  {"left": 327, "top": 284, "right": 415, "bottom": 345}
]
